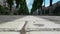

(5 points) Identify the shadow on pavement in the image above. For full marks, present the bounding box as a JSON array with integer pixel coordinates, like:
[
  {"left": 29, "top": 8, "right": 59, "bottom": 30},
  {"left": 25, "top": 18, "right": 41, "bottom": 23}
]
[
  {"left": 0, "top": 15, "right": 26, "bottom": 24},
  {"left": 36, "top": 16, "right": 60, "bottom": 24}
]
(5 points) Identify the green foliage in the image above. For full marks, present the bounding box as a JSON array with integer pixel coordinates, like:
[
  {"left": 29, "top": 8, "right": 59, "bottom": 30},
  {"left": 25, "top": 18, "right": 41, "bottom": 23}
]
[
  {"left": 6, "top": 0, "right": 14, "bottom": 11},
  {"left": 22, "top": 0, "right": 29, "bottom": 15},
  {"left": 0, "top": 5, "right": 3, "bottom": 15},
  {"left": 3, "top": 7, "right": 10, "bottom": 15},
  {"left": 6, "top": 0, "right": 14, "bottom": 5},
  {"left": 53, "top": 5, "right": 60, "bottom": 15},
  {"left": 18, "top": 6, "right": 23, "bottom": 15},
  {"left": 17, "top": 0, "right": 29, "bottom": 15},
  {"left": 0, "top": 5, "right": 10, "bottom": 15},
  {"left": 0, "top": 0, "right": 29, "bottom": 15},
  {"left": 15, "top": 0, "right": 21, "bottom": 8},
  {"left": 31, "top": 0, "right": 43, "bottom": 14}
]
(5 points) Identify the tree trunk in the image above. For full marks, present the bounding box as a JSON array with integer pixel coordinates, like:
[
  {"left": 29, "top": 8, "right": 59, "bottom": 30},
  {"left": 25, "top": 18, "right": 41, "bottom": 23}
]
[
  {"left": 49, "top": 0, "right": 53, "bottom": 15},
  {"left": 50, "top": 0, "right": 52, "bottom": 6},
  {"left": 16, "top": 3, "right": 19, "bottom": 8},
  {"left": 9, "top": 5, "right": 13, "bottom": 15}
]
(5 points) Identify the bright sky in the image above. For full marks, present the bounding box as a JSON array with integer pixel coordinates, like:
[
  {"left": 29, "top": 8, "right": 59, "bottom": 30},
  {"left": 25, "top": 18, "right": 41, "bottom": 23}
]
[{"left": 26, "top": 0, "right": 60, "bottom": 10}]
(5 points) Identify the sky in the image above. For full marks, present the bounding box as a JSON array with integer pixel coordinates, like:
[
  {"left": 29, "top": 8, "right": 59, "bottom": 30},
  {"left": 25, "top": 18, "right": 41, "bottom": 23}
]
[{"left": 26, "top": 0, "right": 60, "bottom": 10}]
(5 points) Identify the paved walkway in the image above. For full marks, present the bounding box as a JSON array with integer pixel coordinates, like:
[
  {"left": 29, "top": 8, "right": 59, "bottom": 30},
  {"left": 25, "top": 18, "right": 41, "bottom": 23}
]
[
  {"left": 0, "top": 16, "right": 60, "bottom": 34},
  {"left": 37, "top": 16, "right": 60, "bottom": 24}
]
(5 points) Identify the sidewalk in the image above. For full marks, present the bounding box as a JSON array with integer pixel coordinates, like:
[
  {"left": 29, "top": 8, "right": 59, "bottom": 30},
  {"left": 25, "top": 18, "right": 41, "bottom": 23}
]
[{"left": 0, "top": 16, "right": 60, "bottom": 34}]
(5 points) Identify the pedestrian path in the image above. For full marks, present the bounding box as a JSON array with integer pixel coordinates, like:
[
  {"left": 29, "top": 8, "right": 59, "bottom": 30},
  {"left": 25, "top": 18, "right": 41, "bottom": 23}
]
[{"left": 0, "top": 16, "right": 60, "bottom": 34}]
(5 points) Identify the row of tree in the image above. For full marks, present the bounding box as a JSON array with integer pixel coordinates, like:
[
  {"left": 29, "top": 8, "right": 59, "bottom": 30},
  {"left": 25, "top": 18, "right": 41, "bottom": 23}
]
[
  {"left": 0, "top": 0, "right": 54, "bottom": 15},
  {"left": 31, "top": 0, "right": 53, "bottom": 15},
  {"left": 6, "top": 0, "right": 29, "bottom": 15},
  {"left": 0, "top": 0, "right": 52, "bottom": 15}
]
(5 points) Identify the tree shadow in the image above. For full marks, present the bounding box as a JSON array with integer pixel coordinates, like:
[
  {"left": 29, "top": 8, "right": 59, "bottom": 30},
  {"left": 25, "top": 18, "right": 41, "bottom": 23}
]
[{"left": 0, "top": 15, "right": 26, "bottom": 24}]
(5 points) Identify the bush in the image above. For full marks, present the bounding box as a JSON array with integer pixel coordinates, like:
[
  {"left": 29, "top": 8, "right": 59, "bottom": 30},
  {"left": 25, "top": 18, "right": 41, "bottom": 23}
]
[
  {"left": 3, "top": 7, "right": 10, "bottom": 15},
  {"left": 0, "top": 5, "right": 3, "bottom": 14},
  {"left": 0, "top": 5, "right": 10, "bottom": 15}
]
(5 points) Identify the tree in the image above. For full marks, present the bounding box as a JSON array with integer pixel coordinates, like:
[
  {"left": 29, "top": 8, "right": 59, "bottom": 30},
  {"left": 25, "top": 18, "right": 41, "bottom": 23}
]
[
  {"left": 31, "top": 0, "right": 37, "bottom": 15},
  {"left": 49, "top": 0, "right": 53, "bottom": 15},
  {"left": 3, "top": 7, "right": 10, "bottom": 15},
  {"left": 6, "top": 0, "right": 14, "bottom": 14},
  {"left": 0, "top": 5, "right": 3, "bottom": 15},
  {"left": 0, "top": 5, "right": 10, "bottom": 15},
  {"left": 53, "top": 5, "right": 60, "bottom": 15},
  {"left": 31, "top": 0, "right": 43, "bottom": 15},
  {"left": 15, "top": 0, "right": 21, "bottom": 8},
  {"left": 18, "top": 0, "right": 29, "bottom": 15},
  {"left": 23, "top": 0, "right": 29, "bottom": 15},
  {"left": 50, "top": 0, "right": 53, "bottom": 6}
]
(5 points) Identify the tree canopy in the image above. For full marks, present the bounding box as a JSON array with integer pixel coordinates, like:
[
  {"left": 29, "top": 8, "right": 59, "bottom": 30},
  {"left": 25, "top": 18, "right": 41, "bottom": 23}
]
[
  {"left": 15, "top": 0, "right": 21, "bottom": 8},
  {"left": 31, "top": 0, "right": 43, "bottom": 15},
  {"left": 18, "top": 0, "right": 29, "bottom": 15}
]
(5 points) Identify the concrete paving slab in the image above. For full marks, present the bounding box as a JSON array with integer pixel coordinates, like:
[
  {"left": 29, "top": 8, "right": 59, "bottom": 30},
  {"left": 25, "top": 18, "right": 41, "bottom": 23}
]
[
  {"left": 0, "top": 32, "right": 20, "bottom": 34},
  {"left": 0, "top": 16, "right": 60, "bottom": 34},
  {"left": 37, "top": 16, "right": 60, "bottom": 24}
]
